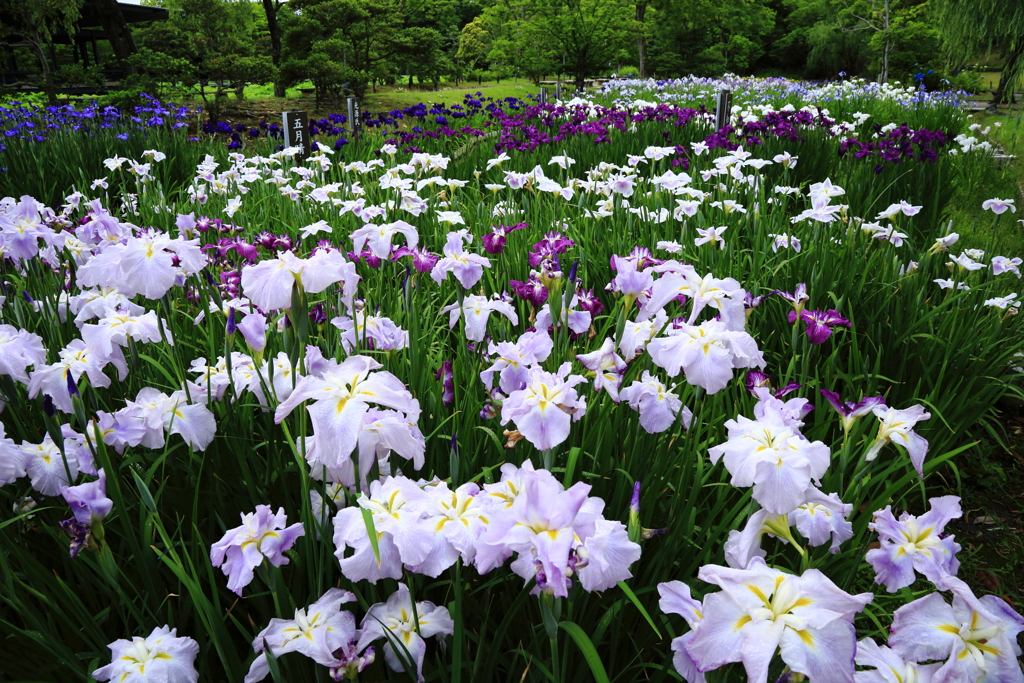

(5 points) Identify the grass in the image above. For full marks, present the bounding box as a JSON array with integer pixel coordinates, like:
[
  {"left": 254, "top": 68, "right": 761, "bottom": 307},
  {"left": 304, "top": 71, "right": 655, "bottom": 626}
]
[
  {"left": 948, "top": 107, "right": 1024, "bottom": 618},
  {"left": 170, "top": 80, "right": 541, "bottom": 122},
  {"left": 943, "top": 111, "right": 1024, "bottom": 256},
  {"left": 362, "top": 81, "right": 540, "bottom": 112}
]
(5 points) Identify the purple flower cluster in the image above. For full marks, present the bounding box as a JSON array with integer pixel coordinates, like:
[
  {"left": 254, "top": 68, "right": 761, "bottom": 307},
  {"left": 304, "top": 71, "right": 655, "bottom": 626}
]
[
  {"left": 1, "top": 94, "right": 190, "bottom": 144},
  {"left": 839, "top": 124, "right": 950, "bottom": 170}
]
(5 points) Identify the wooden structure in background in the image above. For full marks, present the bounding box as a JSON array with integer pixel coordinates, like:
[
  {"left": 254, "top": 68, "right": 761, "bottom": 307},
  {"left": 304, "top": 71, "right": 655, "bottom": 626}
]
[{"left": 1, "top": 0, "right": 167, "bottom": 91}]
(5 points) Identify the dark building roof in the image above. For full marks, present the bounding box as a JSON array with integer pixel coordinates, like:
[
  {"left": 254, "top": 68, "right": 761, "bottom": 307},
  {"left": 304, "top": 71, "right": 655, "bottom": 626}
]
[
  {"left": 0, "top": 1, "right": 168, "bottom": 43},
  {"left": 76, "top": 0, "right": 169, "bottom": 29}
]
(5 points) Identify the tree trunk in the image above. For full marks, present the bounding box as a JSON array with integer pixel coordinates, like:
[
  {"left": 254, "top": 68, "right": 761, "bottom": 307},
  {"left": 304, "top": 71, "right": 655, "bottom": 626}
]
[
  {"left": 261, "top": 0, "right": 285, "bottom": 97},
  {"left": 29, "top": 31, "right": 58, "bottom": 105},
  {"left": 636, "top": 1, "right": 647, "bottom": 79},
  {"left": 90, "top": 0, "right": 137, "bottom": 74},
  {"left": 993, "top": 42, "right": 1024, "bottom": 107},
  {"left": 878, "top": 0, "right": 890, "bottom": 84},
  {"left": 575, "top": 53, "right": 585, "bottom": 92},
  {"left": 880, "top": 38, "right": 890, "bottom": 84}
]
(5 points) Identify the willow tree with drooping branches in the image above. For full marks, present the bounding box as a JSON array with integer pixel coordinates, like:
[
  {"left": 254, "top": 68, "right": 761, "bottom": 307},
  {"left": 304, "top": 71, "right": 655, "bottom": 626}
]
[{"left": 933, "top": 0, "right": 1024, "bottom": 106}]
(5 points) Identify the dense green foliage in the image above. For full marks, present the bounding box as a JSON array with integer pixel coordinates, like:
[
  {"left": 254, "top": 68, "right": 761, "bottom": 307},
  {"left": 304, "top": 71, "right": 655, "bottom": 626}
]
[{"left": 2, "top": 0, "right": 1018, "bottom": 105}]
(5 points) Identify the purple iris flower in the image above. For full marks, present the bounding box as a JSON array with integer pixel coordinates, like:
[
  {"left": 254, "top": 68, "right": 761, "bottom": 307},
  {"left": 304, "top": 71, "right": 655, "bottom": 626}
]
[
  {"left": 194, "top": 216, "right": 217, "bottom": 232},
  {"left": 60, "top": 518, "right": 91, "bottom": 558},
  {"left": 819, "top": 390, "right": 886, "bottom": 432},
  {"left": 482, "top": 222, "right": 527, "bottom": 255},
  {"left": 743, "top": 291, "right": 766, "bottom": 310},
  {"left": 392, "top": 246, "right": 439, "bottom": 274},
  {"left": 774, "top": 283, "right": 808, "bottom": 312},
  {"left": 482, "top": 231, "right": 507, "bottom": 254},
  {"left": 788, "top": 309, "right": 851, "bottom": 344},
  {"left": 528, "top": 231, "right": 574, "bottom": 267},
  {"left": 256, "top": 231, "right": 281, "bottom": 251},
  {"left": 744, "top": 371, "right": 801, "bottom": 398},
  {"left": 510, "top": 278, "right": 548, "bottom": 307},
  {"left": 610, "top": 246, "right": 662, "bottom": 271},
  {"left": 437, "top": 361, "right": 454, "bottom": 406},
  {"left": 222, "top": 238, "right": 259, "bottom": 262},
  {"left": 347, "top": 248, "right": 382, "bottom": 268},
  {"left": 576, "top": 288, "right": 604, "bottom": 316},
  {"left": 479, "top": 388, "right": 503, "bottom": 419}
]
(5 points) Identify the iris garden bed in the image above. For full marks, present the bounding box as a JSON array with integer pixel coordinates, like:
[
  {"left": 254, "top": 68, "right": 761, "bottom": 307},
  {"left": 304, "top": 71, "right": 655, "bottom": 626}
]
[{"left": 1, "top": 78, "right": 1023, "bottom": 683}]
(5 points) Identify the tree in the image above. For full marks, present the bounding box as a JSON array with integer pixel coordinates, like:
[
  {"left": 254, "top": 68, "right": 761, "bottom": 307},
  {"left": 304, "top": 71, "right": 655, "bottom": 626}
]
[
  {"left": 514, "top": 0, "right": 636, "bottom": 90},
  {"left": 832, "top": 0, "right": 938, "bottom": 83},
  {"left": 834, "top": 0, "right": 896, "bottom": 81},
  {"left": 771, "top": 0, "right": 830, "bottom": 75},
  {"left": 645, "top": 0, "right": 776, "bottom": 77},
  {"left": 134, "top": 0, "right": 273, "bottom": 117},
  {"left": 805, "top": 19, "right": 869, "bottom": 78},
  {"left": 0, "top": 0, "right": 83, "bottom": 103},
  {"left": 464, "top": 2, "right": 559, "bottom": 82},
  {"left": 635, "top": 0, "right": 648, "bottom": 78},
  {"left": 261, "top": 0, "right": 286, "bottom": 97},
  {"left": 933, "top": 0, "right": 1024, "bottom": 106},
  {"left": 280, "top": 0, "right": 446, "bottom": 101},
  {"left": 456, "top": 17, "right": 490, "bottom": 72}
]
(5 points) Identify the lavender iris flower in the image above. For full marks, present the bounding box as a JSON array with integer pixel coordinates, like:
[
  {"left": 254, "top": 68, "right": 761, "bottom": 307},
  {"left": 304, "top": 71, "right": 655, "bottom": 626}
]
[
  {"left": 866, "top": 404, "right": 931, "bottom": 477},
  {"left": 244, "top": 588, "right": 369, "bottom": 683},
  {"left": 576, "top": 337, "right": 627, "bottom": 401},
  {"left": 357, "top": 583, "right": 453, "bottom": 683},
  {"left": 888, "top": 576, "right": 1024, "bottom": 683},
  {"left": 620, "top": 371, "right": 691, "bottom": 434},
  {"left": 853, "top": 638, "right": 940, "bottom": 683},
  {"left": 61, "top": 468, "right": 112, "bottom": 527},
  {"left": 210, "top": 505, "right": 305, "bottom": 595},
  {"left": 430, "top": 231, "right": 491, "bottom": 289},
  {"left": 237, "top": 312, "right": 267, "bottom": 353},
  {"left": 93, "top": 626, "right": 199, "bottom": 683},
  {"left": 683, "top": 558, "right": 873, "bottom": 683},
  {"left": 866, "top": 496, "right": 962, "bottom": 592},
  {"left": 499, "top": 363, "right": 588, "bottom": 451}
]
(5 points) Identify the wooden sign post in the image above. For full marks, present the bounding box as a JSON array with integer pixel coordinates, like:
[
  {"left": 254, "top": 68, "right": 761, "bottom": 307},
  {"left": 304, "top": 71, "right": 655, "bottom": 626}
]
[
  {"left": 282, "top": 110, "right": 309, "bottom": 162},
  {"left": 347, "top": 97, "right": 361, "bottom": 150},
  {"left": 715, "top": 89, "right": 733, "bottom": 131}
]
